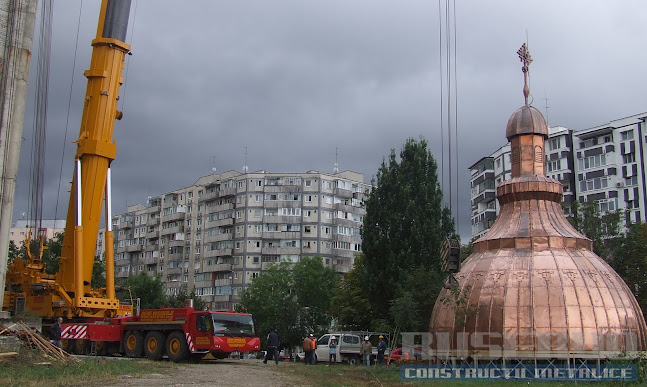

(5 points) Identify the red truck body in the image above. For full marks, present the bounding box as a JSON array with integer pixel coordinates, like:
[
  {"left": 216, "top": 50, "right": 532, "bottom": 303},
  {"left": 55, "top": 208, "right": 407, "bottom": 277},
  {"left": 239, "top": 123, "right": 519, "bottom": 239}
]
[{"left": 60, "top": 307, "right": 260, "bottom": 361}]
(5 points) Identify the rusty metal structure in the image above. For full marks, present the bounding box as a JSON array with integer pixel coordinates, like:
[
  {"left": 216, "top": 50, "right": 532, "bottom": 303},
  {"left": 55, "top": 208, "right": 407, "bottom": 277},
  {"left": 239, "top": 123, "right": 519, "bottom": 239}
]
[{"left": 429, "top": 44, "right": 647, "bottom": 364}]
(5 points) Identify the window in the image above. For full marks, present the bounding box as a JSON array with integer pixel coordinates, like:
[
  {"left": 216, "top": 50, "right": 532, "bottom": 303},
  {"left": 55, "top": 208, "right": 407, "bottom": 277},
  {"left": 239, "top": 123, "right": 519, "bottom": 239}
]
[
  {"left": 324, "top": 227, "right": 331, "bottom": 235},
  {"left": 304, "top": 226, "right": 311, "bottom": 233},
  {"left": 623, "top": 153, "right": 636, "bottom": 164},
  {"left": 235, "top": 242, "right": 241, "bottom": 249},
  {"left": 621, "top": 130, "right": 634, "bottom": 141},
  {"left": 579, "top": 176, "right": 609, "bottom": 192},
  {"left": 256, "top": 180, "right": 262, "bottom": 187},
  {"left": 237, "top": 181, "right": 243, "bottom": 188},
  {"left": 253, "top": 256, "right": 260, "bottom": 263},
  {"left": 304, "top": 210, "right": 311, "bottom": 217},
  {"left": 254, "top": 209, "right": 262, "bottom": 218},
  {"left": 305, "top": 180, "right": 312, "bottom": 187},
  {"left": 255, "top": 194, "right": 261, "bottom": 202},
  {"left": 578, "top": 154, "right": 606, "bottom": 170},
  {"left": 253, "top": 225, "right": 261, "bottom": 233},
  {"left": 237, "top": 196, "right": 242, "bottom": 204},
  {"left": 548, "top": 137, "right": 561, "bottom": 151},
  {"left": 547, "top": 159, "right": 561, "bottom": 172},
  {"left": 305, "top": 195, "right": 313, "bottom": 202}
]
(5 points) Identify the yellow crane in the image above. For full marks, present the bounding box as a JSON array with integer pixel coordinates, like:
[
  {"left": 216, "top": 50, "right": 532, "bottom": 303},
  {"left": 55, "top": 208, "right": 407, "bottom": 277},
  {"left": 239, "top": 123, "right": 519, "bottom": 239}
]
[{"left": 4, "top": 0, "right": 131, "bottom": 319}]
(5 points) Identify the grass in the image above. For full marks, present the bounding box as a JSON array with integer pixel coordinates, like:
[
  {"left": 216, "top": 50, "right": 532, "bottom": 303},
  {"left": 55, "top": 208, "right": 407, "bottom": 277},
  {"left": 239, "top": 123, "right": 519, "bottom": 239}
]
[
  {"left": 0, "top": 348, "right": 175, "bottom": 387},
  {"left": 275, "top": 362, "right": 647, "bottom": 386}
]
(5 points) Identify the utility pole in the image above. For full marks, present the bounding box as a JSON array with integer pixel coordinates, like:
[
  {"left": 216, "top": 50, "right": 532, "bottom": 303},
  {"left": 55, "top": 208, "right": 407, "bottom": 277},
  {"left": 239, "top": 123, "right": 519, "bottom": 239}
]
[{"left": 0, "top": 0, "right": 38, "bottom": 317}]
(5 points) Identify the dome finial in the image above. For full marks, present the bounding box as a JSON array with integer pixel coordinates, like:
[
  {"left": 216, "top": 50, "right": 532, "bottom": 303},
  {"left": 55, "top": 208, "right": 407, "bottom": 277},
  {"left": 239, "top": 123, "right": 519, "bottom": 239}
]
[{"left": 517, "top": 43, "right": 532, "bottom": 106}]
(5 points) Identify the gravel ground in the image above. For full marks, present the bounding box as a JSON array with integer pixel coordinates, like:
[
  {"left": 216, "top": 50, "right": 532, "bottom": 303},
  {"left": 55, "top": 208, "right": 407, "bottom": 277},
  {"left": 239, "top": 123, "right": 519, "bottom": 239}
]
[{"left": 99, "top": 358, "right": 309, "bottom": 387}]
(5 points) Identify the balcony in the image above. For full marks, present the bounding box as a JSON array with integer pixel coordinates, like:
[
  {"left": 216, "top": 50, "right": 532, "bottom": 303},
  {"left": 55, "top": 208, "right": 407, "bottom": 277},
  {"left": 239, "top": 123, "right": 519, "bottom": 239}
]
[
  {"left": 204, "top": 248, "right": 233, "bottom": 258},
  {"left": 116, "top": 271, "right": 130, "bottom": 279},
  {"left": 204, "top": 263, "right": 233, "bottom": 272},
  {"left": 261, "top": 246, "right": 300, "bottom": 255},
  {"left": 213, "top": 203, "right": 234, "bottom": 212},
  {"left": 145, "top": 244, "right": 159, "bottom": 252},
  {"left": 335, "top": 264, "right": 352, "bottom": 273},
  {"left": 333, "top": 248, "right": 356, "bottom": 259},
  {"left": 166, "top": 267, "right": 182, "bottom": 275},
  {"left": 119, "top": 220, "right": 133, "bottom": 229},
  {"left": 162, "top": 211, "right": 185, "bottom": 222},
  {"left": 264, "top": 200, "right": 301, "bottom": 209},
  {"left": 168, "top": 252, "right": 183, "bottom": 261},
  {"left": 146, "top": 231, "right": 158, "bottom": 239},
  {"left": 194, "top": 279, "right": 214, "bottom": 288},
  {"left": 333, "top": 202, "right": 366, "bottom": 215},
  {"left": 263, "top": 215, "right": 297, "bottom": 224},
  {"left": 168, "top": 239, "right": 185, "bottom": 248},
  {"left": 198, "top": 191, "right": 218, "bottom": 203},
  {"left": 333, "top": 218, "right": 357, "bottom": 228},
  {"left": 209, "top": 218, "right": 234, "bottom": 227},
  {"left": 213, "top": 295, "right": 231, "bottom": 302},
  {"left": 471, "top": 190, "right": 496, "bottom": 207},
  {"left": 146, "top": 205, "right": 161, "bottom": 213},
  {"left": 333, "top": 233, "right": 360, "bottom": 243},
  {"left": 144, "top": 256, "right": 158, "bottom": 265},
  {"left": 264, "top": 185, "right": 301, "bottom": 193},
  {"left": 204, "top": 233, "right": 233, "bottom": 243},
  {"left": 126, "top": 244, "right": 143, "bottom": 253},
  {"left": 161, "top": 225, "right": 183, "bottom": 235},
  {"left": 262, "top": 231, "right": 300, "bottom": 239},
  {"left": 334, "top": 187, "right": 353, "bottom": 198},
  {"left": 214, "top": 278, "right": 232, "bottom": 287},
  {"left": 147, "top": 217, "right": 159, "bottom": 226}
]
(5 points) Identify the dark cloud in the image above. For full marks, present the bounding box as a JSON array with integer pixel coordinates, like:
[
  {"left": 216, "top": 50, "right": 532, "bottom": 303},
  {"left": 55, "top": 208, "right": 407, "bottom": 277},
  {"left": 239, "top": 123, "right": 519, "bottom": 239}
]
[{"left": 14, "top": 0, "right": 647, "bottom": 241}]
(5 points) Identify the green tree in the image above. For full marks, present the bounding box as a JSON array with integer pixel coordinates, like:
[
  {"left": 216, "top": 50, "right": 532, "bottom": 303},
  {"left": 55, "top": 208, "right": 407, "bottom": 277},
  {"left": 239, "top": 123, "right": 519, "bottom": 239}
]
[
  {"left": 91, "top": 258, "right": 106, "bottom": 288},
  {"left": 569, "top": 200, "right": 622, "bottom": 258},
  {"left": 292, "top": 256, "right": 338, "bottom": 335},
  {"left": 331, "top": 254, "right": 372, "bottom": 329},
  {"left": 360, "top": 137, "right": 454, "bottom": 331},
  {"left": 239, "top": 262, "right": 300, "bottom": 350},
  {"left": 239, "top": 256, "right": 337, "bottom": 351},
  {"left": 608, "top": 222, "right": 647, "bottom": 320},
  {"left": 166, "top": 288, "right": 207, "bottom": 311},
  {"left": 41, "top": 232, "right": 64, "bottom": 275},
  {"left": 122, "top": 272, "right": 167, "bottom": 309}
]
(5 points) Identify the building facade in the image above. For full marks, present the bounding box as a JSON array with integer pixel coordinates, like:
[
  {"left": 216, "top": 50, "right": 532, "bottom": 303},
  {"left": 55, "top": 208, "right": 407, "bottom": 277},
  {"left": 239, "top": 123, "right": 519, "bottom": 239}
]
[
  {"left": 9, "top": 219, "right": 65, "bottom": 247},
  {"left": 112, "top": 170, "right": 370, "bottom": 311},
  {"left": 470, "top": 113, "right": 647, "bottom": 240}
]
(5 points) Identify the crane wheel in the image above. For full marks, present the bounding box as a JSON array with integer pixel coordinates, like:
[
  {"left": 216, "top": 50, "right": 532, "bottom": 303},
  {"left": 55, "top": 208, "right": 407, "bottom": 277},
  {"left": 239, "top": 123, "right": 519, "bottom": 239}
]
[
  {"left": 144, "top": 331, "right": 166, "bottom": 360},
  {"left": 74, "top": 339, "right": 90, "bottom": 355},
  {"left": 166, "top": 331, "right": 189, "bottom": 362},
  {"left": 61, "top": 339, "right": 71, "bottom": 353},
  {"left": 124, "top": 330, "right": 144, "bottom": 357}
]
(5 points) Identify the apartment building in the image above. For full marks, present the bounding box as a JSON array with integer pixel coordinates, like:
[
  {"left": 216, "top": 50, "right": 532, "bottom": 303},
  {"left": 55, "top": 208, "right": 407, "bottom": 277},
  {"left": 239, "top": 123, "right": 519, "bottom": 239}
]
[
  {"left": 469, "top": 112, "right": 647, "bottom": 240},
  {"left": 9, "top": 219, "right": 65, "bottom": 247},
  {"left": 112, "top": 169, "right": 370, "bottom": 311}
]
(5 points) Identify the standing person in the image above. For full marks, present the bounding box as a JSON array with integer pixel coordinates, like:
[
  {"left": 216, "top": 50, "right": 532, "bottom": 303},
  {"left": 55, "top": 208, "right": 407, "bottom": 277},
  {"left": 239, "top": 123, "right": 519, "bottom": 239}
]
[
  {"left": 310, "top": 334, "right": 317, "bottom": 365},
  {"left": 377, "top": 335, "right": 387, "bottom": 365},
  {"left": 49, "top": 317, "right": 63, "bottom": 348},
  {"left": 303, "top": 334, "right": 313, "bottom": 365},
  {"left": 360, "top": 336, "right": 372, "bottom": 366},
  {"left": 263, "top": 328, "right": 279, "bottom": 365},
  {"left": 328, "top": 336, "right": 337, "bottom": 364}
]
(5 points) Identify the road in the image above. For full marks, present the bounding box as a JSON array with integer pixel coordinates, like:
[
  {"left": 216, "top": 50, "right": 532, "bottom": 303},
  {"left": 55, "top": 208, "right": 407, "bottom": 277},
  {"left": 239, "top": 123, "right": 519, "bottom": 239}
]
[{"left": 98, "top": 358, "right": 308, "bottom": 387}]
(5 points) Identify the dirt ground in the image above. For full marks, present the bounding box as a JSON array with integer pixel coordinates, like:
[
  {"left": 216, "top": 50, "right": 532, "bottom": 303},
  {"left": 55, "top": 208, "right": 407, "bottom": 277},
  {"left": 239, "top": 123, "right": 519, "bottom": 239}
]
[{"left": 99, "top": 358, "right": 309, "bottom": 387}]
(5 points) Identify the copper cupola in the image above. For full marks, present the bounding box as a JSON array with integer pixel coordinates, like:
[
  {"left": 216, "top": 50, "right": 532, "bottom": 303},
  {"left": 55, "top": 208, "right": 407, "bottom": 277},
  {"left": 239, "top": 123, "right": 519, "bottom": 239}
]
[{"left": 429, "top": 44, "right": 647, "bottom": 359}]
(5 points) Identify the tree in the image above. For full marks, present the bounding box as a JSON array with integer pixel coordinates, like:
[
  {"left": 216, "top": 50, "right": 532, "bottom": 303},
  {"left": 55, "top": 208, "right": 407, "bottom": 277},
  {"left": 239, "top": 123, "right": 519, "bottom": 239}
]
[
  {"left": 331, "top": 254, "right": 372, "bottom": 329},
  {"left": 122, "top": 272, "right": 167, "bottom": 309},
  {"left": 166, "top": 288, "right": 207, "bottom": 311},
  {"left": 91, "top": 258, "right": 106, "bottom": 288},
  {"left": 608, "top": 222, "right": 647, "bottom": 320},
  {"left": 239, "top": 256, "right": 337, "bottom": 352},
  {"left": 569, "top": 200, "right": 622, "bottom": 258},
  {"left": 41, "top": 232, "right": 64, "bottom": 275},
  {"left": 360, "top": 137, "right": 455, "bottom": 331},
  {"left": 292, "top": 256, "right": 338, "bottom": 334},
  {"left": 239, "top": 262, "right": 300, "bottom": 350}
]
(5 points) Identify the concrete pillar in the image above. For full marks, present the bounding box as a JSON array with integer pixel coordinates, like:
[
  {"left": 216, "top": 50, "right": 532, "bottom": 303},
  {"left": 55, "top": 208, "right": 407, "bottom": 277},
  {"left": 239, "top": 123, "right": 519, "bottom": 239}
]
[{"left": 0, "top": 0, "right": 38, "bottom": 314}]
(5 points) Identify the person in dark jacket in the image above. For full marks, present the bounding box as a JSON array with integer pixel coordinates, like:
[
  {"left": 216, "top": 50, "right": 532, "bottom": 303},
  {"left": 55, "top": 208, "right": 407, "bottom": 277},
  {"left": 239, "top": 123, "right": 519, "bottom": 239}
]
[
  {"left": 377, "top": 335, "right": 387, "bottom": 365},
  {"left": 49, "top": 317, "right": 63, "bottom": 348},
  {"left": 263, "top": 328, "right": 280, "bottom": 365}
]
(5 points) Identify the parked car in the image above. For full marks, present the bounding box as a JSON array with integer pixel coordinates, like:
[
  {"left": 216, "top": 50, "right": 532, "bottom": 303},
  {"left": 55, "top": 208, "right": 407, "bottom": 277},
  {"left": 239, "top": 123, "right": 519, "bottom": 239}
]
[{"left": 388, "top": 347, "right": 424, "bottom": 364}]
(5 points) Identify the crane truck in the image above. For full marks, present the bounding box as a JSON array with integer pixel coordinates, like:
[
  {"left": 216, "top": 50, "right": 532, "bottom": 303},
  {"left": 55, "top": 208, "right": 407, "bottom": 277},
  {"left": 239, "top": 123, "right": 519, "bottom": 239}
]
[{"left": 2, "top": 0, "right": 260, "bottom": 361}]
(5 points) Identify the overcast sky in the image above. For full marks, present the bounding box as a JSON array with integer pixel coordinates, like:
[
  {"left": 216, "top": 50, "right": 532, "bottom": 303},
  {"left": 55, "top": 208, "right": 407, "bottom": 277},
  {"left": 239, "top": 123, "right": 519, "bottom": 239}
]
[{"left": 14, "top": 0, "right": 647, "bottom": 241}]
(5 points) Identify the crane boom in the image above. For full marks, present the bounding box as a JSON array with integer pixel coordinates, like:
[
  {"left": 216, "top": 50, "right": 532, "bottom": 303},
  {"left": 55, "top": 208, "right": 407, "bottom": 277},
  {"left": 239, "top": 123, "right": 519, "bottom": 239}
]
[{"left": 4, "top": 0, "right": 131, "bottom": 319}]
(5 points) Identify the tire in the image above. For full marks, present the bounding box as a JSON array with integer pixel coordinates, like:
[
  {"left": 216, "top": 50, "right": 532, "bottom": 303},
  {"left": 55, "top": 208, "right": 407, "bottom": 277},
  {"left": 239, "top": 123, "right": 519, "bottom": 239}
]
[
  {"left": 348, "top": 356, "right": 358, "bottom": 366},
  {"left": 124, "top": 330, "right": 144, "bottom": 358},
  {"left": 144, "top": 331, "right": 166, "bottom": 360},
  {"left": 61, "top": 339, "right": 71, "bottom": 353},
  {"left": 73, "top": 339, "right": 89, "bottom": 355},
  {"left": 166, "top": 331, "right": 189, "bottom": 362}
]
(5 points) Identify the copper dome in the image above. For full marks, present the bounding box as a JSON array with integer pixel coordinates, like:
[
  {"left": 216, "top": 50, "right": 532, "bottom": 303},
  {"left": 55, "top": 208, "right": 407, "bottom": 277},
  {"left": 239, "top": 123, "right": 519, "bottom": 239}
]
[
  {"left": 429, "top": 46, "right": 647, "bottom": 359},
  {"left": 505, "top": 105, "right": 548, "bottom": 140}
]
